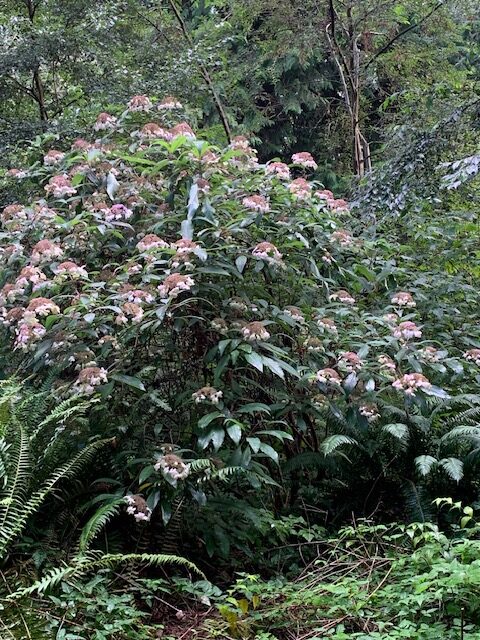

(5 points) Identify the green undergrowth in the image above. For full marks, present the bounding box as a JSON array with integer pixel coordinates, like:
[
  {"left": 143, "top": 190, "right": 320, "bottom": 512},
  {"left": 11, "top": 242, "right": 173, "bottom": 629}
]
[{"left": 2, "top": 520, "right": 480, "bottom": 639}]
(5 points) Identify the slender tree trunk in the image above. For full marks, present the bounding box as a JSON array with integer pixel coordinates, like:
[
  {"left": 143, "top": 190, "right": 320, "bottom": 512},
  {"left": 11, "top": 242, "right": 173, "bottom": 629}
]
[
  {"left": 33, "top": 68, "right": 48, "bottom": 123},
  {"left": 26, "top": 0, "right": 48, "bottom": 125}
]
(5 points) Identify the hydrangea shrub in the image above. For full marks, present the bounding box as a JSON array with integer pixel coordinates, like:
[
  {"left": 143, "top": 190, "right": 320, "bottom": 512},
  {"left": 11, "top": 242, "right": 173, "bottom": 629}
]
[{"left": 2, "top": 96, "right": 480, "bottom": 526}]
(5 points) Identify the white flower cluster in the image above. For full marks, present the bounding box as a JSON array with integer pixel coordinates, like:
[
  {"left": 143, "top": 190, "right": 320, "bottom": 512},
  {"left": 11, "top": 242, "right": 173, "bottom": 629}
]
[
  {"left": 241, "top": 322, "right": 270, "bottom": 341},
  {"left": 392, "top": 373, "right": 432, "bottom": 396},
  {"left": 192, "top": 386, "right": 223, "bottom": 404},
  {"left": 158, "top": 274, "right": 195, "bottom": 298},
  {"left": 154, "top": 454, "right": 190, "bottom": 481},
  {"left": 125, "top": 495, "right": 152, "bottom": 522},
  {"left": 73, "top": 367, "right": 108, "bottom": 395}
]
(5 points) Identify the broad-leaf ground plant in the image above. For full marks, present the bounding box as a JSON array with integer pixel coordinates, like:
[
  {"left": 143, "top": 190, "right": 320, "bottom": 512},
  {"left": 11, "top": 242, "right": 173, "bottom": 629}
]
[{"left": 1, "top": 95, "right": 480, "bottom": 557}]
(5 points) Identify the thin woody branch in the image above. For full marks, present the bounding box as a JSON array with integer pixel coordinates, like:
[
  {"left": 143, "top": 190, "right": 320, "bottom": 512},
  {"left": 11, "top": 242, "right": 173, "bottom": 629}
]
[{"left": 166, "top": 0, "right": 232, "bottom": 143}]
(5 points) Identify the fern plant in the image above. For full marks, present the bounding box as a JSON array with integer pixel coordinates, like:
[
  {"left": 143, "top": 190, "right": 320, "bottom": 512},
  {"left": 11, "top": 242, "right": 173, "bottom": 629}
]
[{"left": 0, "top": 380, "right": 109, "bottom": 563}]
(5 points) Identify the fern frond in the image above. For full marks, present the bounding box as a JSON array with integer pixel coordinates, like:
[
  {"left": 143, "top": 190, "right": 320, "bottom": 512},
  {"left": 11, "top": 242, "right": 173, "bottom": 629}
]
[
  {"left": 0, "top": 439, "right": 111, "bottom": 561},
  {"left": 283, "top": 451, "right": 335, "bottom": 473},
  {"left": 7, "top": 552, "right": 203, "bottom": 600},
  {"left": 0, "top": 421, "right": 31, "bottom": 533},
  {"left": 438, "top": 457, "right": 464, "bottom": 482},
  {"left": 440, "top": 425, "right": 480, "bottom": 444},
  {"left": 321, "top": 434, "right": 357, "bottom": 456},
  {"left": 415, "top": 454, "right": 437, "bottom": 476},
  {"left": 446, "top": 406, "right": 480, "bottom": 427},
  {"left": 78, "top": 500, "right": 123, "bottom": 554}
]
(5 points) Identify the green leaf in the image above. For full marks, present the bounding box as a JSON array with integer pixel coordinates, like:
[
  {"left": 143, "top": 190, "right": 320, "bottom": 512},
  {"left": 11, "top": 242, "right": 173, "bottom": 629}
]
[
  {"left": 237, "top": 403, "right": 271, "bottom": 415},
  {"left": 235, "top": 255, "right": 247, "bottom": 273},
  {"left": 246, "top": 437, "right": 261, "bottom": 453},
  {"left": 262, "top": 357, "right": 284, "bottom": 379},
  {"left": 257, "top": 430, "right": 293, "bottom": 441},
  {"left": 198, "top": 412, "right": 223, "bottom": 430},
  {"left": 226, "top": 422, "right": 242, "bottom": 445},
  {"left": 244, "top": 352, "right": 264, "bottom": 372},
  {"left": 258, "top": 443, "right": 278, "bottom": 463},
  {"left": 211, "top": 428, "right": 225, "bottom": 451},
  {"left": 110, "top": 374, "right": 145, "bottom": 392}
]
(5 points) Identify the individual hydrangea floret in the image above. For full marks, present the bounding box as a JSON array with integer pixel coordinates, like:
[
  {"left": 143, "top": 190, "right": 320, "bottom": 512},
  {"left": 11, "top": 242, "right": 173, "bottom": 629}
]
[
  {"left": 265, "top": 162, "right": 291, "bottom": 180},
  {"left": 283, "top": 306, "right": 305, "bottom": 323},
  {"left": 54, "top": 261, "right": 88, "bottom": 280},
  {"left": 158, "top": 96, "right": 183, "bottom": 110},
  {"left": 316, "top": 317, "right": 338, "bottom": 334},
  {"left": 242, "top": 195, "right": 270, "bottom": 213},
  {"left": 14, "top": 319, "right": 46, "bottom": 351},
  {"left": 330, "top": 230, "right": 353, "bottom": 246},
  {"left": 378, "top": 354, "right": 396, "bottom": 370},
  {"left": 211, "top": 317, "right": 228, "bottom": 333},
  {"left": 116, "top": 302, "right": 144, "bottom": 325},
  {"left": 158, "top": 274, "right": 195, "bottom": 298},
  {"left": 192, "top": 386, "right": 223, "bottom": 404},
  {"left": 26, "top": 297, "right": 60, "bottom": 317},
  {"left": 392, "top": 373, "right": 432, "bottom": 396},
  {"left": 94, "top": 112, "right": 118, "bottom": 131},
  {"left": 315, "top": 368, "right": 342, "bottom": 385},
  {"left": 45, "top": 175, "right": 77, "bottom": 198},
  {"left": 464, "top": 348, "right": 480, "bottom": 366},
  {"left": 31, "top": 239, "right": 63, "bottom": 264},
  {"left": 391, "top": 291, "right": 416, "bottom": 307},
  {"left": 291, "top": 152, "right": 318, "bottom": 169},
  {"left": 241, "top": 321, "right": 270, "bottom": 342},
  {"left": 127, "top": 95, "right": 153, "bottom": 112},
  {"left": 393, "top": 321, "right": 422, "bottom": 341},
  {"left": 252, "top": 241, "right": 282, "bottom": 263},
  {"left": 43, "top": 150, "right": 65, "bottom": 166},
  {"left": 74, "top": 367, "right": 108, "bottom": 395},
  {"left": 338, "top": 351, "right": 363, "bottom": 372},
  {"left": 124, "top": 495, "right": 152, "bottom": 522},
  {"left": 154, "top": 454, "right": 190, "bottom": 481},
  {"left": 329, "top": 290, "right": 355, "bottom": 305},
  {"left": 105, "top": 204, "right": 133, "bottom": 222},
  {"left": 170, "top": 122, "right": 195, "bottom": 139},
  {"left": 137, "top": 234, "right": 169, "bottom": 252},
  {"left": 288, "top": 178, "right": 311, "bottom": 199},
  {"left": 359, "top": 403, "right": 380, "bottom": 422},
  {"left": 417, "top": 346, "right": 441, "bottom": 363}
]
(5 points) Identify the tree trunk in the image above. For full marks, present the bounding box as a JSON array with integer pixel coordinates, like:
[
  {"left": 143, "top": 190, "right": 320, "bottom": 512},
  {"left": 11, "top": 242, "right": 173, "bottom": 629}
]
[{"left": 33, "top": 68, "right": 48, "bottom": 123}]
